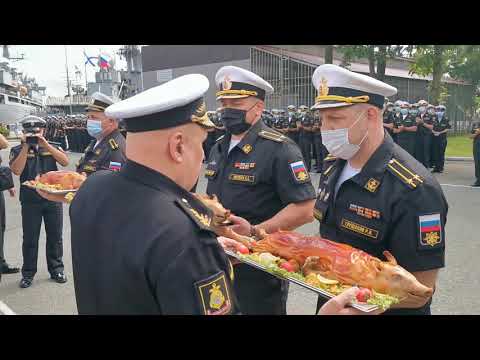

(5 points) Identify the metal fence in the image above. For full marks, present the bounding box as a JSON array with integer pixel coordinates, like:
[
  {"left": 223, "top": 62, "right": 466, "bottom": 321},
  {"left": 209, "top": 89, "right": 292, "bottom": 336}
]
[{"left": 250, "top": 46, "right": 476, "bottom": 135}]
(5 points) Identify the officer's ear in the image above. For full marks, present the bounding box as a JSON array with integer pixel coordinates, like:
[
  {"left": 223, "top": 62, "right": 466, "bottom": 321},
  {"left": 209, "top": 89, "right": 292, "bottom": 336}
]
[{"left": 168, "top": 131, "right": 185, "bottom": 163}]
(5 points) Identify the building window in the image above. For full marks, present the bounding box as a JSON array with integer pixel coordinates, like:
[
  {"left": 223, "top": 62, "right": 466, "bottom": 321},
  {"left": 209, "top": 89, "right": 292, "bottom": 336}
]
[
  {"left": 8, "top": 96, "right": 19, "bottom": 103},
  {"left": 0, "top": 95, "right": 4, "bottom": 104}
]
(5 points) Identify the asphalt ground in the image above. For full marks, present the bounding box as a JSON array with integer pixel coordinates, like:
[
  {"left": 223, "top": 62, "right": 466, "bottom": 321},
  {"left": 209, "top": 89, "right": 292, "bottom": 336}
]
[{"left": 0, "top": 141, "right": 478, "bottom": 315}]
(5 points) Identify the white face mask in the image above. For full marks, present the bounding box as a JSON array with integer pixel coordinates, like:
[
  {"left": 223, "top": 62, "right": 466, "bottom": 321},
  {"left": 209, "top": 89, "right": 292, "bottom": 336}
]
[{"left": 321, "top": 111, "right": 368, "bottom": 160}]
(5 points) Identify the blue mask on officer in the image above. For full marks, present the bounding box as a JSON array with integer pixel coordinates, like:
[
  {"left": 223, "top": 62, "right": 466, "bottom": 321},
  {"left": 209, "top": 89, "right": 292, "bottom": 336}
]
[
  {"left": 400, "top": 108, "right": 409, "bottom": 116},
  {"left": 87, "top": 119, "right": 103, "bottom": 139}
]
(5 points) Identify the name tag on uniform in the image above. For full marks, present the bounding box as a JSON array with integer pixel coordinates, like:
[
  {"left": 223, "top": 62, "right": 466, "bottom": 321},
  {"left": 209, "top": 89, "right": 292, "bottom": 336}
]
[
  {"left": 340, "top": 218, "right": 379, "bottom": 239},
  {"left": 39, "top": 152, "right": 52, "bottom": 156},
  {"left": 228, "top": 173, "right": 255, "bottom": 183}
]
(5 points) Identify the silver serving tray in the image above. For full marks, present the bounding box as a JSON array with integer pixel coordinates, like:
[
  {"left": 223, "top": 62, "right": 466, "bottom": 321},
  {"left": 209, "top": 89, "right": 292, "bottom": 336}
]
[
  {"left": 225, "top": 249, "right": 379, "bottom": 313},
  {"left": 22, "top": 182, "right": 78, "bottom": 195}
]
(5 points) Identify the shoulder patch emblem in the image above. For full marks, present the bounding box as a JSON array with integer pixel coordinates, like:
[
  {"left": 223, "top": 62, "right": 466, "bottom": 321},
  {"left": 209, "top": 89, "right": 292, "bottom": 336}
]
[
  {"left": 290, "top": 160, "right": 310, "bottom": 183},
  {"left": 418, "top": 214, "right": 443, "bottom": 250},
  {"left": 195, "top": 271, "right": 232, "bottom": 315},
  {"left": 258, "top": 130, "right": 287, "bottom": 143},
  {"left": 387, "top": 158, "right": 423, "bottom": 189},
  {"left": 109, "top": 161, "right": 122, "bottom": 171}
]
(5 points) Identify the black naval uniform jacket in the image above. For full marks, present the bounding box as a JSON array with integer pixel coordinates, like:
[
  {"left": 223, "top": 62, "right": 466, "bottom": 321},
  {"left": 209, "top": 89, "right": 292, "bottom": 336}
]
[
  {"left": 9, "top": 142, "right": 62, "bottom": 204},
  {"left": 76, "top": 129, "right": 126, "bottom": 176},
  {"left": 205, "top": 119, "right": 316, "bottom": 314},
  {"left": 70, "top": 160, "right": 239, "bottom": 315},
  {"left": 205, "top": 119, "right": 316, "bottom": 225},
  {"left": 314, "top": 133, "right": 447, "bottom": 315}
]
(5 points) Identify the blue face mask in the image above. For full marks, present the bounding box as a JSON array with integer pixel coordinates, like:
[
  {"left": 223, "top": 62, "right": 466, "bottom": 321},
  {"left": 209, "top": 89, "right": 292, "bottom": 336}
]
[
  {"left": 410, "top": 110, "right": 418, "bottom": 116},
  {"left": 419, "top": 106, "right": 426, "bottom": 113},
  {"left": 87, "top": 119, "right": 103, "bottom": 139},
  {"left": 394, "top": 107, "right": 400, "bottom": 113},
  {"left": 436, "top": 111, "right": 444, "bottom": 120},
  {"left": 400, "top": 109, "right": 408, "bottom": 116}
]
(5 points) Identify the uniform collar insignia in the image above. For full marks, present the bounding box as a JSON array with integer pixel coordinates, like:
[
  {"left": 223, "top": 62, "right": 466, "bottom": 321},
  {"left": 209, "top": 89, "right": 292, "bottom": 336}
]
[
  {"left": 241, "top": 144, "right": 253, "bottom": 154},
  {"left": 365, "top": 178, "right": 381, "bottom": 193}
]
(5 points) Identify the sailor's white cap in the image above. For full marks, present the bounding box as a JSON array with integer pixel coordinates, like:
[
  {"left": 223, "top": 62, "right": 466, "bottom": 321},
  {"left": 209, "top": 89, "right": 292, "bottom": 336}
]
[
  {"left": 86, "top": 92, "right": 115, "bottom": 112},
  {"left": 21, "top": 115, "right": 46, "bottom": 129},
  {"left": 105, "top": 74, "right": 214, "bottom": 132},
  {"left": 215, "top": 66, "right": 274, "bottom": 101},
  {"left": 311, "top": 64, "right": 397, "bottom": 110}
]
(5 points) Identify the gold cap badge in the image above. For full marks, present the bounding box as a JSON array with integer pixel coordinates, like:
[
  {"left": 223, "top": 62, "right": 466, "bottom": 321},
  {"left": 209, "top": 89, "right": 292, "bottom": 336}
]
[
  {"left": 319, "top": 77, "right": 329, "bottom": 97},
  {"left": 222, "top": 75, "right": 232, "bottom": 91}
]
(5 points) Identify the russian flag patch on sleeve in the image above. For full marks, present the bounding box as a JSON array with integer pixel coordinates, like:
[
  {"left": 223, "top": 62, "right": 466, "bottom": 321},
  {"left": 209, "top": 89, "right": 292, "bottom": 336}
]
[
  {"left": 418, "top": 214, "right": 443, "bottom": 249},
  {"left": 289, "top": 160, "right": 310, "bottom": 183},
  {"left": 109, "top": 161, "right": 122, "bottom": 172}
]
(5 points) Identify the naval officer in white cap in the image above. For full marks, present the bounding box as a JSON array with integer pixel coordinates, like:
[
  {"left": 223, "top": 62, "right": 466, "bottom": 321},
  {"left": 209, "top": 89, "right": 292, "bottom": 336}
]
[
  {"left": 76, "top": 92, "right": 127, "bottom": 176},
  {"left": 67, "top": 74, "right": 245, "bottom": 315},
  {"left": 312, "top": 64, "right": 447, "bottom": 315},
  {"left": 205, "top": 66, "right": 317, "bottom": 315}
]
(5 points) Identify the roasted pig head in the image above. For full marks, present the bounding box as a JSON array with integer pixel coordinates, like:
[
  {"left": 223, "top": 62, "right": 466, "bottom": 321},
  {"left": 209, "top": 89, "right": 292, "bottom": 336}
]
[{"left": 192, "top": 193, "right": 256, "bottom": 249}]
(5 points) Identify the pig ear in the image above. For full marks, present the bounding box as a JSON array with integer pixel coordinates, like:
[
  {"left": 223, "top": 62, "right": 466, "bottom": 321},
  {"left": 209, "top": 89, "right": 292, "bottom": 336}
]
[{"left": 383, "top": 251, "right": 398, "bottom": 265}]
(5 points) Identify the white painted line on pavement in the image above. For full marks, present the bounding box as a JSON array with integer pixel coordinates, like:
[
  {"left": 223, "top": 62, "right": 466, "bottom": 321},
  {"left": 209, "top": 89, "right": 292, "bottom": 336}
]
[
  {"left": 440, "top": 183, "right": 480, "bottom": 189},
  {"left": 0, "top": 300, "right": 16, "bottom": 315}
]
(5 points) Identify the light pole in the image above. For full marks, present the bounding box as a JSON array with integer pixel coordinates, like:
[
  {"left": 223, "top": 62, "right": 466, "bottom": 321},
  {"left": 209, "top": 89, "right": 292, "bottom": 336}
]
[{"left": 64, "top": 45, "right": 73, "bottom": 115}]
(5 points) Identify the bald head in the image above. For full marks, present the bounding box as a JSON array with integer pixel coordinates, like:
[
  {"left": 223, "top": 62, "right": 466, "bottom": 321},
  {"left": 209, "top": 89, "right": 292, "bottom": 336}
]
[{"left": 126, "top": 123, "right": 208, "bottom": 191}]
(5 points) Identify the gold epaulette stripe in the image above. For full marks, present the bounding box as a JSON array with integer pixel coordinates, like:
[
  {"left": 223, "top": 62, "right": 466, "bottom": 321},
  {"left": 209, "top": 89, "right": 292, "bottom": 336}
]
[
  {"left": 387, "top": 158, "right": 423, "bottom": 189},
  {"left": 324, "top": 154, "right": 337, "bottom": 161},
  {"left": 390, "top": 159, "right": 424, "bottom": 183},
  {"left": 258, "top": 130, "right": 286, "bottom": 142},
  {"left": 323, "top": 164, "right": 334, "bottom": 176},
  {"left": 216, "top": 135, "right": 225, "bottom": 143}
]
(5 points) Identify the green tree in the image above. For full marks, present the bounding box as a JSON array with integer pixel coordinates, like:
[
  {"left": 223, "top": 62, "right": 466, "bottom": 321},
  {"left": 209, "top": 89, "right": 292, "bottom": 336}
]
[
  {"left": 408, "top": 45, "right": 459, "bottom": 105},
  {"left": 337, "top": 45, "right": 412, "bottom": 81}
]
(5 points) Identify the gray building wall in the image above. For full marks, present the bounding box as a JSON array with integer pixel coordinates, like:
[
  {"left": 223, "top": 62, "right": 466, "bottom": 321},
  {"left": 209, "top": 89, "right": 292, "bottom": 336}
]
[
  {"left": 143, "top": 59, "right": 250, "bottom": 110},
  {"left": 142, "top": 45, "right": 251, "bottom": 72}
]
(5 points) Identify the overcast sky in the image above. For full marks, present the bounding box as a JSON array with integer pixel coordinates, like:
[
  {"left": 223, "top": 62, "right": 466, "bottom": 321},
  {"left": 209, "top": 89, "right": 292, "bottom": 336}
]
[{"left": 6, "top": 45, "right": 127, "bottom": 97}]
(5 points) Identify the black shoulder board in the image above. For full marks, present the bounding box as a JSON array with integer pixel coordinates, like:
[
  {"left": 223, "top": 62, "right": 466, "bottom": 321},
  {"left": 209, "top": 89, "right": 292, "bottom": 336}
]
[
  {"left": 324, "top": 154, "right": 337, "bottom": 162},
  {"left": 215, "top": 135, "right": 225, "bottom": 143},
  {"left": 386, "top": 158, "right": 424, "bottom": 189},
  {"left": 258, "top": 130, "right": 286, "bottom": 143},
  {"left": 175, "top": 198, "right": 213, "bottom": 232},
  {"left": 109, "top": 139, "right": 119, "bottom": 150}
]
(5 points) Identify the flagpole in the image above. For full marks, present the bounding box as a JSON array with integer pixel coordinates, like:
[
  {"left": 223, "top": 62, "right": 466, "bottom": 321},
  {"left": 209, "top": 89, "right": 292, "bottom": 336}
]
[
  {"left": 84, "top": 48, "right": 88, "bottom": 95},
  {"left": 64, "top": 45, "right": 73, "bottom": 115}
]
